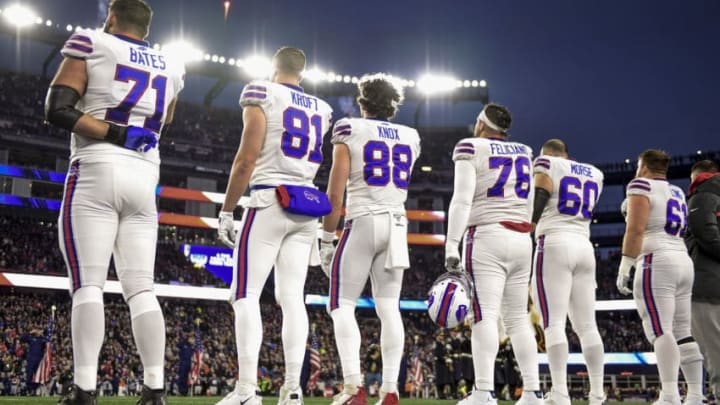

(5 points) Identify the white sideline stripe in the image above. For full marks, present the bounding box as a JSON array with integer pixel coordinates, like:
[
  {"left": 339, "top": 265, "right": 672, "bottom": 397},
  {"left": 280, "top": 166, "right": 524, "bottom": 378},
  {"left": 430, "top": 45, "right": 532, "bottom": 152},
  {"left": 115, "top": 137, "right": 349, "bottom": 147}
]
[{"left": 2, "top": 273, "right": 230, "bottom": 301}]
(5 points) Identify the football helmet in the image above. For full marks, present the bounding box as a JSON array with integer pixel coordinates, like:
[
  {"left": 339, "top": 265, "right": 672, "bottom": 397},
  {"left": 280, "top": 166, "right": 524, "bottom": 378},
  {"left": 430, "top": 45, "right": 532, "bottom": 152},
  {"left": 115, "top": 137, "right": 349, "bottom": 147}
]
[{"left": 427, "top": 271, "right": 474, "bottom": 328}]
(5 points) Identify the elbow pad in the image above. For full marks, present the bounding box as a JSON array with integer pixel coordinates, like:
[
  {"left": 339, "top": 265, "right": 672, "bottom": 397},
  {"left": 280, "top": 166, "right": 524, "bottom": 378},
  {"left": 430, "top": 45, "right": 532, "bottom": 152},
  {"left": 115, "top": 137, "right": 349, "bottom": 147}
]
[
  {"left": 532, "top": 188, "right": 551, "bottom": 224},
  {"left": 44, "top": 85, "right": 83, "bottom": 131}
]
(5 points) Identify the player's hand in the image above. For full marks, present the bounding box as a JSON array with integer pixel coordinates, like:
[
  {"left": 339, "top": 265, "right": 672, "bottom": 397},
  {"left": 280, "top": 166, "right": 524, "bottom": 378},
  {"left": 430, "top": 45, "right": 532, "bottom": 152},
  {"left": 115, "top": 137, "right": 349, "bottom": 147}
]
[
  {"left": 125, "top": 126, "right": 158, "bottom": 152},
  {"left": 106, "top": 123, "right": 158, "bottom": 152},
  {"left": 445, "top": 243, "right": 463, "bottom": 273},
  {"left": 218, "top": 211, "right": 237, "bottom": 248},
  {"left": 319, "top": 231, "right": 336, "bottom": 277},
  {"left": 616, "top": 255, "right": 635, "bottom": 295}
]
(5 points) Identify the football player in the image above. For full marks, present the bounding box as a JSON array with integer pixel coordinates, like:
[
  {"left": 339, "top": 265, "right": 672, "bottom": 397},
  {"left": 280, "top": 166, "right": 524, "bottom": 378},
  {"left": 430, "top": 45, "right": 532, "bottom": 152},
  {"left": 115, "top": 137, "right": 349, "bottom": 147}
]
[
  {"left": 44, "top": 1, "right": 184, "bottom": 404},
  {"left": 320, "top": 74, "right": 421, "bottom": 405},
  {"left": 445, "top": 104, "right": 542, "bottom": 405},
  {"left": 617, "top": 150, "right": 703, "bottom": 405},
  {"left": 216, "top": 47, "right": 333, "bottom": 405},
  {"left": 530, "top": 139, "right": 605, "bottom": 405}
]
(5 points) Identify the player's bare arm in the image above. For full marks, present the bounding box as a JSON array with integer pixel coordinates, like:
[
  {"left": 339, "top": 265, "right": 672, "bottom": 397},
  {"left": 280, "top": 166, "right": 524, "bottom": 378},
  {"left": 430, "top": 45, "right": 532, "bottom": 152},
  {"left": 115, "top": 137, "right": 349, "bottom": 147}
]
[
  {"left": 221, "top": 105, "right": 267, "bottom": 212},
  {"left": 617, "top": 194, "right": 650, "bottom": 294},
  {"left": 531, "top": 172, "right": 553, "bottom": 227},
  {"left": 322, "top": 143, "right": 351, "bottom": 234},
  {"left": 621, "top": 195, "right": 650, "bottom": 258},
  {"left": 46, "top": 57, "right": 110, "bottom": 140}
]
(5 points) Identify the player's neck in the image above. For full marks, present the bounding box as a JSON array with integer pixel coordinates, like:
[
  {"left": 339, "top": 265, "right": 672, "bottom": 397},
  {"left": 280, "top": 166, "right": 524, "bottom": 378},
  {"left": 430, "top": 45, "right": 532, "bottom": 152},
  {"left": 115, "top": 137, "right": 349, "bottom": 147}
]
[
  {"left": 478, "top": 132, "right": 507, "bottom": 141},
  {"left": 274, "top": 74, "right": 301, "bottom": 89},
  {"left": 109, "top": 30, "right": 147, "bottom": 45}
]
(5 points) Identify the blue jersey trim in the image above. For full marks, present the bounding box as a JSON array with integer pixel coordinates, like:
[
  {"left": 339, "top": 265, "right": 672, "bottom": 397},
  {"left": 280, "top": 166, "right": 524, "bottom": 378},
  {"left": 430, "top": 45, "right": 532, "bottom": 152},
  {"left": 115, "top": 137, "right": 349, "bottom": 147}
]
[{"left": 280, "top": 83, "right": 304, "bottom": 92}]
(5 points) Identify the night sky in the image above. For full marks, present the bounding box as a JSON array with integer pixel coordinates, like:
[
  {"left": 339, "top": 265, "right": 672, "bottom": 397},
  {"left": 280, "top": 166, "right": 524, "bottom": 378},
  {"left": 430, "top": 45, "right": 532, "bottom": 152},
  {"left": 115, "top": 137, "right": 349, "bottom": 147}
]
[{"left": 3, "top": 0, "right": 719, "bottom": 163}]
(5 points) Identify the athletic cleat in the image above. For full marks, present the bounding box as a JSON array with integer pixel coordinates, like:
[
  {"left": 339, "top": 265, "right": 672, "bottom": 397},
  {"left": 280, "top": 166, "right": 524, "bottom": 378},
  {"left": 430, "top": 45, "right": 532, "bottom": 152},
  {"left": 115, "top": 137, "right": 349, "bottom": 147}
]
[
  {"left": 588, "top": 394, "right": 607, "bottom": 405},
  {"left": 215, "top": 382, "right": 263, "bottom": 405},
  {"left": 375, "top": 391, "right": 399, "bottom": 405},
  {"left": 331, "top": 384, "right": 368, "bottom": 405},
  {"left": 457, "top": 390, "right": 497, "bottom": 405},
  {"left": 278, "top": 385, "right": 303, "bottom": 405},
  {"left": 136, "top": 385, "right": 167, "bottom": 405},
  {"left": 57, "top": 384, "right": 97, "bottom": 405},
  {"left": 515, "top": 390, "right": 544, "bottom": 405},
  {"left": 543, "top": 390, "right": 570, "bottom": 405}
]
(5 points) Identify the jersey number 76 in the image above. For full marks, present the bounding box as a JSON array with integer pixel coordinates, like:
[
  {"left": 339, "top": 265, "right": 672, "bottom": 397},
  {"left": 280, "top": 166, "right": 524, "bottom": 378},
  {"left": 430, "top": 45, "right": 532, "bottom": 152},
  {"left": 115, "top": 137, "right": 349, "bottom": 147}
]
[{"left": 487, "top": 156, "right": 531, "bottom": 198}]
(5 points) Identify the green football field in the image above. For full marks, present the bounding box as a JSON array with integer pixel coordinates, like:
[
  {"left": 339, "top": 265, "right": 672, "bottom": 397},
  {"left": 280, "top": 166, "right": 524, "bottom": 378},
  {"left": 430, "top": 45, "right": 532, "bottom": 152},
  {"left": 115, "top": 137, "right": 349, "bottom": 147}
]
[{"left": 0, "top": 398, "right": 647, "bottom": 405}]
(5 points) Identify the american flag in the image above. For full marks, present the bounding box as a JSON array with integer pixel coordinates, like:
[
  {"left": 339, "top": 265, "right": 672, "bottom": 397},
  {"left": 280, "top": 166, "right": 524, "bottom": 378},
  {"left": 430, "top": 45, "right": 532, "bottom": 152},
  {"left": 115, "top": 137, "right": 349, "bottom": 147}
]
[
  {"left": 188, "top": 326, "right": 203, "bottom": 386},
  {"left": 411, "top": 344, "right": 423, "bottom": 387},
  {"left": 32, "top": 313, "right": 54, "bottom": 384},
  {"left": 307, "top": 326, "right": 321, "bottom": 390}
]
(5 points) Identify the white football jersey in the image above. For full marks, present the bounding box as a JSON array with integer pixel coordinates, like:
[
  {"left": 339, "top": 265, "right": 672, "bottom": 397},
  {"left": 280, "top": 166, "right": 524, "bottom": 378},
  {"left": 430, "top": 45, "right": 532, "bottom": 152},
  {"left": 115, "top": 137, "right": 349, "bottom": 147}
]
[
  {"left": 61, "top": 29, "right": 185, "bottom": 165},
  {"left": 452, "top": 137, "right": 534, "bottom": 225},
  {"left": 331, "top": 118, "right": 421, "bottom": 219},
  {"left": 240, "top": 81, "right": 333, "bottom": 187},
  {"left": 625, "top": 178, "right": 688, "bottom": 253},
  {"left": 533, "top": 155, "right": 604, "bottom": 238}
]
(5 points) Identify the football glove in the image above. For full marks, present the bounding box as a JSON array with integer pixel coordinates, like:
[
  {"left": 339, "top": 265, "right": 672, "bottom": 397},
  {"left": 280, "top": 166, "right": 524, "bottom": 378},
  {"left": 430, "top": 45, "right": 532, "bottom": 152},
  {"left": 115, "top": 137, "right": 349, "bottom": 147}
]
[
  {"left": 218, "top": 211, "right": 237, "bottom": 248},
  {"left": 319, "top": 231, "right": 336, "bottom": 277},
  {"left": 106, "top": 123, "right": 159, "bottom": 152},
  {"left": 445, "top": 243, "right": 463, "bottom": 273},
  {"left": 616, "top": 255, "right": 635, "bottom": 295}
]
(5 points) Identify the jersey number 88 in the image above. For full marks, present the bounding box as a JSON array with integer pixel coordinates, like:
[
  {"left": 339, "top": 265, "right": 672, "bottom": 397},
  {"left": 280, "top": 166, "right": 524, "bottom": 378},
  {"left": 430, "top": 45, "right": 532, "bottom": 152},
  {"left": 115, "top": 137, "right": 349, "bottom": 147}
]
[{"left": 363, "top": 141, "right": 413, "bottom": 189}]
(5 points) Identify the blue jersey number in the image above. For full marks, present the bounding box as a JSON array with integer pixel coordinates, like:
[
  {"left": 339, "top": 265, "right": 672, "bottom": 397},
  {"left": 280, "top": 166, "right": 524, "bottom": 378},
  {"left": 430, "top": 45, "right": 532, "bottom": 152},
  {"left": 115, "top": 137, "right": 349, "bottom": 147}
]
[
  {"left": 280, "top": 107, "right": 323, "bottom": 163},
  {"left": 363, "top": 141, "right": 412, "bottom": 188},
  {"left": 557, "top": 177, "right": 599, "bottom": 219},
  {"left": 665, "top": 199, "right": 688, "bottom": 237},
  {"left": 105, "top": 65, "right": 167, "bottom": 132},
  {"left": 487, "top": 156, "right": 531, "bottom": 198}
]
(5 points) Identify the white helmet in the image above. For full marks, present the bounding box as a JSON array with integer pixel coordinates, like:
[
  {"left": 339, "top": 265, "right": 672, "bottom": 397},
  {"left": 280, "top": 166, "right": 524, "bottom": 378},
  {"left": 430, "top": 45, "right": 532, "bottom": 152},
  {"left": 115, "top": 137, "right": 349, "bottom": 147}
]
[{"left": 427, "top": 271, "right": 474, "bottom": 329}]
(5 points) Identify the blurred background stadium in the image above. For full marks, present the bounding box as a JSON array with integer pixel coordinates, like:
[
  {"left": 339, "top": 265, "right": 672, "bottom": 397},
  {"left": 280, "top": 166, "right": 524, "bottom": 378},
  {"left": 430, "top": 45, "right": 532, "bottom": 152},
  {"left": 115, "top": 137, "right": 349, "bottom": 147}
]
[{"left": 0, "top": 0, "right": 719, "bottom": 403}]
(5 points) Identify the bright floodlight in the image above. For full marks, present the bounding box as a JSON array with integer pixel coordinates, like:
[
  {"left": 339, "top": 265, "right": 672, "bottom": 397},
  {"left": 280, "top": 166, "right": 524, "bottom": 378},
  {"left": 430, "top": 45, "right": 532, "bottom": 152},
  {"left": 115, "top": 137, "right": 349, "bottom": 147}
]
[
  {"left": 479, "top": 79, "right": 487, "bottom": 88},
  {"left": 303, "top": 67, "right": 326, "bottom": 82},
  {"left": 243, "top": 55, "right": 272, "bottom": 79},
  {"left": 66, "top": 24, "right": 73, "bottom": 31},
  {"left": 417, "top": 74, "right": 460, "bottom": 95},
  {"left": 420, "top": 166, "right": 432, "bottom": 172},
  {"left": 162, "top": 41, "right": 204, "bottom": 63},
  {"left": 45, "top": 19, "right": 51, "bottom": 26},
  {"left": 3, "top": 4, "right": 38, "bottom": 28}
]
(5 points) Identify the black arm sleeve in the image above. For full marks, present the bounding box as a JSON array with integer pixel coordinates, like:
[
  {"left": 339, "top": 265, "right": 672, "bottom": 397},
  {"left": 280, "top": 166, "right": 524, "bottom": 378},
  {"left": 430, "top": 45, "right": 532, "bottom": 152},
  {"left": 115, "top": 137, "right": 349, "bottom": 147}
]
[
  {"left": 44, "top": 85, "right": 83, "bottom": 131},
  {"left": 532, "top": 188, "right": 551, "bottom": 224},
  {"left": 688, "top": 192, "right": 720, "bottom": 262}
]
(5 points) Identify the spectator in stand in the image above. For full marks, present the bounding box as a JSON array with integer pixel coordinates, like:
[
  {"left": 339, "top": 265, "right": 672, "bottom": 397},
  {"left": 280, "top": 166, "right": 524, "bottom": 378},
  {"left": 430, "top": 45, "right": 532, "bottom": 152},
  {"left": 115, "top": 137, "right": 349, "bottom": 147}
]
[{"left": 686, "top": 160, "right": 720, "bottom": 399}]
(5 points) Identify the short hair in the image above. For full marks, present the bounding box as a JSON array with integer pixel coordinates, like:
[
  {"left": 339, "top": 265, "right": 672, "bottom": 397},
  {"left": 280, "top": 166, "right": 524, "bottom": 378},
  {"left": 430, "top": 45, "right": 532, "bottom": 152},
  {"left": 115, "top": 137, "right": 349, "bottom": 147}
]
[
  {"left": 483, "top": 103, "right": 512, "bottom": 133},
  {"left": 691, "top": 159, "right": 719, "bottom": 174},
  {"left": 109, "top": 0, "right": 152, "bottom": 38},
  {"left": 542, "top": 138, "right": 568, "bottom": 155},
  {"left": 356, "top": 74, "right": 404, "bottom": 119},
  {"left": 638, "top": 149, "right": 670, "bottom": 174},
  {"left": 273, "top": 47, "right": 306, "bottom": 77}
]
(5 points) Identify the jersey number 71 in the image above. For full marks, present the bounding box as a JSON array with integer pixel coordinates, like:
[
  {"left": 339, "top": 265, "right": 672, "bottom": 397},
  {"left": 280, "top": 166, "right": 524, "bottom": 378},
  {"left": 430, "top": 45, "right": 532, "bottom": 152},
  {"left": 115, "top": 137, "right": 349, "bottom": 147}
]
[{"left": 105, "top": 65, "right": 167, "bottom": 132}]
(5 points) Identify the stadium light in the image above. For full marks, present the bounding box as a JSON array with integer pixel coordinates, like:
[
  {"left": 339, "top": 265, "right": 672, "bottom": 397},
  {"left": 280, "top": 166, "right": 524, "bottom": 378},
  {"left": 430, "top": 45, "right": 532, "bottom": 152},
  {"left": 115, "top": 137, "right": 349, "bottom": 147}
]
[
  {"left": 243, "top": 55, "right": 272, "bottom": 79},
  {"left": 421, "top": 166, "right": 432, "bottom": 172},
  {"left": 303, "top": 67, "right": 326, "bottom": 83},
  {"left": 3, "top": 4, "right": 38, "bottom": 28},
  {"left": 65, "top": 24, "right": 73, "bottom": 31},
  {"left": 162, "top": 41, "right": 204, "bottom": 63},
  {"left": 228, "top": 58, "right": 236, "bottom": 66},
  {"left": 479, "top": 79, "right": 487, "bottom": 88},
  {"left": 697, "top": 150, "right": 702, "bottom": 155},
  {"left": 45, "top": 19, "right": 51, "bottom": 26},
  {"left": 417, "top": 74, "right": 459, "bottom": 95}
]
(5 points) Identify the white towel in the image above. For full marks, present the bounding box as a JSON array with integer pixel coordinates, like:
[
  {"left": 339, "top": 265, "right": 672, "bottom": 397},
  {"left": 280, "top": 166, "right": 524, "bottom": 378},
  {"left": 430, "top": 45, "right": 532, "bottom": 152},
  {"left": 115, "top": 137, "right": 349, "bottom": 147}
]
[{"left": 384, "top": 213, "right": 410, "bottom": 270}]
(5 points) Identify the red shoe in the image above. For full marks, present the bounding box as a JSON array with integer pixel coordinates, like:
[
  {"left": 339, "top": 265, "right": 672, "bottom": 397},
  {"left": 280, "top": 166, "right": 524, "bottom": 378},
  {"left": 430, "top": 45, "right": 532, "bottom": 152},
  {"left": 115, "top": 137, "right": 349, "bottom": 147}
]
[
  {"left": 331, "top": 385, "right": 368, "bottom": 405},
  {"left": 375, "top": 391, "right": 399, "bottom": 405}
]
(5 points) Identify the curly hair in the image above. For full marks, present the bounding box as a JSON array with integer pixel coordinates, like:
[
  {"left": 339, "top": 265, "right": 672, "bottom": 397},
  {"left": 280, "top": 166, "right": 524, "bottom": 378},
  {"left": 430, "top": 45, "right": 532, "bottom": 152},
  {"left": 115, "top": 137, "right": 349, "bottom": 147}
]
[
  {"left": 356, "top": 74, "right": 404, "bottom": 119},
  {"left": 483, "top": 103, "right": 512, "bottom": 132}
]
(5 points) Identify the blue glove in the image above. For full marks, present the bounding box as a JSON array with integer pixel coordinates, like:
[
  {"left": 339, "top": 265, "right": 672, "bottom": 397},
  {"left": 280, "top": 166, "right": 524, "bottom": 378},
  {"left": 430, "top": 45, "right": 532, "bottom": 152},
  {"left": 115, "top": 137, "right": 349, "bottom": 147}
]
[{"left": 106, "top": 123, "right": 158, "bottom": 152}]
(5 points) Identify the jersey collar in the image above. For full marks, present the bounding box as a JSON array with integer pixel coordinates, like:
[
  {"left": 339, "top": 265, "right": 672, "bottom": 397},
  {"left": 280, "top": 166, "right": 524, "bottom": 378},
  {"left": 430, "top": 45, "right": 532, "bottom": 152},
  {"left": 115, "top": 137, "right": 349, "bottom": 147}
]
[
  {"left": 113, "top": 34, "right": 150, "bottom": 47},
  {"left": 486, "top": 136, "right": 506, "bottom": 141},
  {"left": 280, "top": 83, "right": 304, "bottom": 92},
  {"left": 366, "top": 117, "right": 389, "bottom": 122}
]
